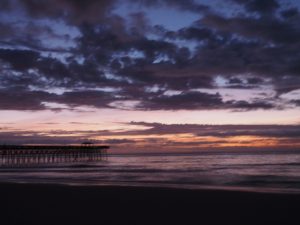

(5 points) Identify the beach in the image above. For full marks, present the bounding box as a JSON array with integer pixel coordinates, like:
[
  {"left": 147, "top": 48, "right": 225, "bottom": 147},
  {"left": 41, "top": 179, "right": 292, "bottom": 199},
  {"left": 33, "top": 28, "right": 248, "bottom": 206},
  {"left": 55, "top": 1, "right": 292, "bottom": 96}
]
[{"left": 1, "top": 182, "right": 299, "bottom": 225}]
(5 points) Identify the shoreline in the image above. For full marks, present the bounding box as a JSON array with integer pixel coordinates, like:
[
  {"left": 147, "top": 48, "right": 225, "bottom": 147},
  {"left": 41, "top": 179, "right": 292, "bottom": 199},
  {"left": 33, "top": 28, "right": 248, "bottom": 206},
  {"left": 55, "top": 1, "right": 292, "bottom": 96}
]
[
  {"left": 2, "top": 180, "right": 300, "bottom": 195},
  {"left": 1, "top": 182, "right": 300, "bottom": 225}
]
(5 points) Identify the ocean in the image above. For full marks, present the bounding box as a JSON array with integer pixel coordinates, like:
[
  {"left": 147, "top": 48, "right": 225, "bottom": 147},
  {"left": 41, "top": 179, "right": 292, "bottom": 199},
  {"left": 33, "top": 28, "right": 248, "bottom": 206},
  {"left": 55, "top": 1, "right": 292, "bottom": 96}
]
[{"left": 1, "top": 151, "right": 300, "bottom": 193}]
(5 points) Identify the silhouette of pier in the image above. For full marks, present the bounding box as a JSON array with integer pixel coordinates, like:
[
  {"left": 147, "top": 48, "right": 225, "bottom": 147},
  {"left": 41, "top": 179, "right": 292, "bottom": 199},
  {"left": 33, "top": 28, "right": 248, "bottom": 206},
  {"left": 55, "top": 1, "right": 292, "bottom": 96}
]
[{"left": 0, "top": 145, "right": 109, "bottom": 167}]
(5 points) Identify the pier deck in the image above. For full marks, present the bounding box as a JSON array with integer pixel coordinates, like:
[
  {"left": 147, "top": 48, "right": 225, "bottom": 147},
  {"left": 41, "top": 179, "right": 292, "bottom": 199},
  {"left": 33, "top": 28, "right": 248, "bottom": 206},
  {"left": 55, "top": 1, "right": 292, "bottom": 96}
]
[{"left": 0, "top": 145, "right": 109, "bottom": 166}]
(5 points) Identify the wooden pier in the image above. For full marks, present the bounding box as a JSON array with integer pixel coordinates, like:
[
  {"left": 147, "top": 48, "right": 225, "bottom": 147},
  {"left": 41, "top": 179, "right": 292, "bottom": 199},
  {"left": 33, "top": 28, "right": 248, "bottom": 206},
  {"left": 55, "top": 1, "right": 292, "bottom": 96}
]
[{"left": 0, "top": 145, "right": 109, "bottom": 167}]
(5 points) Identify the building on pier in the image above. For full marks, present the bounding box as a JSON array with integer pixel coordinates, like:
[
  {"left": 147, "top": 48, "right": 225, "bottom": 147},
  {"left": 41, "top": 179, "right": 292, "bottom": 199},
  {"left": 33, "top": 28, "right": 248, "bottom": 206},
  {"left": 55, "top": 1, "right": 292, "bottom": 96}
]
[{"left": 0, "top": 145, "right": 109, "bottom": 167}]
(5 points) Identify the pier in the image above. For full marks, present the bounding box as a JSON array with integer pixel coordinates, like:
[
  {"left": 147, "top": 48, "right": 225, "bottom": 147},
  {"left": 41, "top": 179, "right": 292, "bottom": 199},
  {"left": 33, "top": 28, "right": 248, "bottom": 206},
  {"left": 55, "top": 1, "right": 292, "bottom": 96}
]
[{"left": 0, "top": 145, "right": 109, "bottom": 167}]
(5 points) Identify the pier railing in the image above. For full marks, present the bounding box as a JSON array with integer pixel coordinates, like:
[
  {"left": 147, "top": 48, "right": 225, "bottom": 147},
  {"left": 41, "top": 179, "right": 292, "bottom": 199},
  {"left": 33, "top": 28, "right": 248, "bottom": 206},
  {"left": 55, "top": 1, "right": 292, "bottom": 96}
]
[{"left": 0, "top": 145, "right": 109, "bottom": 167}]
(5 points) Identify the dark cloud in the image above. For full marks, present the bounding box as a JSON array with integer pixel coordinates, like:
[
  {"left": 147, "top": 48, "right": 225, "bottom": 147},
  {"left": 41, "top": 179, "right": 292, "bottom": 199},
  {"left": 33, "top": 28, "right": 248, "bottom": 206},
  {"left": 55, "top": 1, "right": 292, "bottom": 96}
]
[
  {"left": 0, "top": 0, "right": 299, "bottom": 112},
  {"left": 56, "top": 90, "right": 118, "bottom": 108},
  {"left": 0, "top": 22, "right": 15, "bottom": 40},
  {"left": 291, "top": 99, "right": 300, "bottom": 106},
  {"left": 128, "top": 0, "right": 209, "bottom": 13},
  {"left": 200, "top": 13, "right": 300, "bottom": 44},
  {"left": 102, "top": 139, "right": 136, "bottom": 144},
  {"left": 247, "top": 77, "right": 263, "bottom": 85},
  {"left": 0, "top": 49, "right": 40, "bottom": 71},
  {"left": 281, "top": 7, "right": 299, "bottom": 19},
  {"left": 0, "top": 89, "right": 53, "bottom": 110},
  {"left": 19, "top": 0, "right": 116, "bottom": 24},
  {"left": 137, "top": 91, "right": 223, "bottom": 110},
  {"left": 0, "top": 87, "right": 277, "bottom": 111},
  {"left": 228, "top": 77, "right": 243, "bottom": 84},
  {"left": 176, "top": 27, "right": 215, "bottom": 41},
  {"left": 128, "top": 122, "right": 300, "bottom": 138},
  {"left": 0, "top": 88, "right": 120, "bottom": 111},
  {"left": 225, "top": 100, "right": 275, "bottom": 111},
  {"left": 232, "top": 0, "right": 279, "bottom": 14},
  {"left": 0, "top": 121, "right": 299, "bottom": 154},
  {"left": 0, "top": 131, "right": 86, "bottom": 145},
  {"left": 200, "top": 125, "right": 300, "bottom": 138},
  {"left": 2, "top": 122, "right": 300, "bottom": 148},
  {"left": 274, "top": 76, "right": 300, "bottom": 96},
  {"left": 0, "top": 0, "right": 10, "bottom": 11},
  {"left": 5, "top": 0, "right": 207, "bottom": 25}
]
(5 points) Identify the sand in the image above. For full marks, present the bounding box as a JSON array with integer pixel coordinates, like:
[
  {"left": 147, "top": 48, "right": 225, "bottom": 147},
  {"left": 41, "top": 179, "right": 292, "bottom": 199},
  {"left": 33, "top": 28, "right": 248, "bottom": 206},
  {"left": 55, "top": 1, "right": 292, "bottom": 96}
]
[{"left": 1, "top": 182, "right": 299, "bottom": 225}]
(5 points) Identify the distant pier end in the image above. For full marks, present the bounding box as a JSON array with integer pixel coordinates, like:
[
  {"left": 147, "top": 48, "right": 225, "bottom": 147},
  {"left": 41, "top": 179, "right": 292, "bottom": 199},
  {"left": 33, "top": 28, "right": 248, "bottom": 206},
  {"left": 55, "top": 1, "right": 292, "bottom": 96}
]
[{"left": 0, "top": 145, "right": 110, "bottom": 167}]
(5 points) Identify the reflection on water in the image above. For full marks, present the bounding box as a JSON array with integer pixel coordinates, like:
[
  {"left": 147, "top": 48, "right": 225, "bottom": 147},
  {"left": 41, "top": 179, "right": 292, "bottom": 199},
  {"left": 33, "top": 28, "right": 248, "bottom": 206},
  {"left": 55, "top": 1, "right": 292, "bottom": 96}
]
[{"left": 1, "top": 152, "right": 300, "bottom": 193}]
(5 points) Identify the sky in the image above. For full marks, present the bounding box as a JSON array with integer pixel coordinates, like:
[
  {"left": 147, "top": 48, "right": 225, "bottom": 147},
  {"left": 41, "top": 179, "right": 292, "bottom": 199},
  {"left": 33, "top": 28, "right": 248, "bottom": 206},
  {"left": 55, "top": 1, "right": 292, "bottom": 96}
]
[{"left": 0, "top": 0, "right": 300, "bottom": 153}]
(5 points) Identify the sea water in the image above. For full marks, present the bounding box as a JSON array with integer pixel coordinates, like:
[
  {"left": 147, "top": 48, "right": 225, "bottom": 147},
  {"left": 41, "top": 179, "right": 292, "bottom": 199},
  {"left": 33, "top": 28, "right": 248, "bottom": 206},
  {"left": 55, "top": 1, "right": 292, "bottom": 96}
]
[{"left": 1, "top": 151, "right": 300, "bottom": 193}]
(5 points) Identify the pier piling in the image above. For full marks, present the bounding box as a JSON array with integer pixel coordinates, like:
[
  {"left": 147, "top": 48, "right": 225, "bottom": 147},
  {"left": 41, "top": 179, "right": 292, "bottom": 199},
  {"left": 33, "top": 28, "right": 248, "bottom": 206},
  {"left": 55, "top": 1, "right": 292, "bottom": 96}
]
[{"left": 0, "top": 145, "right": 109, "bottom": 167}]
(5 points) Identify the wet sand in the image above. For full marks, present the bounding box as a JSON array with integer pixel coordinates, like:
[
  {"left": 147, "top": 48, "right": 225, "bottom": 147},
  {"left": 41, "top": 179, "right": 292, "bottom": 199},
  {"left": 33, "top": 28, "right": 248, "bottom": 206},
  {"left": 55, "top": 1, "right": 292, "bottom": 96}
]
[{"left": 1, "top": 182, "right": 299, "bottom": 225}]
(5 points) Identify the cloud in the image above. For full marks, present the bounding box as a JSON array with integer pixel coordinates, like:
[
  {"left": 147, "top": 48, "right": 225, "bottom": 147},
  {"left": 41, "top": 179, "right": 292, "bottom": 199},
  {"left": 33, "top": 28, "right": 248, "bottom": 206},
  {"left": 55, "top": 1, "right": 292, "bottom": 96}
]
[
  {"left": 6, "top": 0, "right": 207, "bottom": 25},
  {"left": 291, "top": 99, "right": 300, "bottom": 106},
  {"left": 1, "top": 123, "right": 300, "bottom": 151},
  {"left": 0, "top": 88, "right": 119, "bottom": 111},
  {"left": 128, "top": 0, "right": 209, "bottom": 13},
  {"left": 55, "top": 90, "right": 118, "bottom": 108},
  {"left": 0, "top": 49, "right": 40, "bottom": 71},
  {"left": 225, "top": 100, "right": 276, "bottom": 111},
  {"left": 128, "top": 122, "right": 300, "bottom": 138},
  {"left": 136, "top": 91, "right": 223, "bottom": 110},
  {"left": 102, "top": 139, "right": 136, "bottom": 144},
  {"left": 0, "top": 0, "right": 299, "bottom": 112},
  {"left": 200, "top": 13, "right": 300, "bottom": 44},
  {"left": 18, "top": 0, "right": 116, "bottom": 24},
  {"left": 281, "top": 7, "right": 299, "bottom": 19},
  {"left": 0, "top": 89, "right": 53, "bottom": 110},
  {"left": 0, "top": 131, "right": 83, "bottom": 145},
  {"left": 131, "top": 90, "right": 277, "bottom": 111},
  {"left": 232, "top": 0, "right": 280, "bottom": 14}
]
